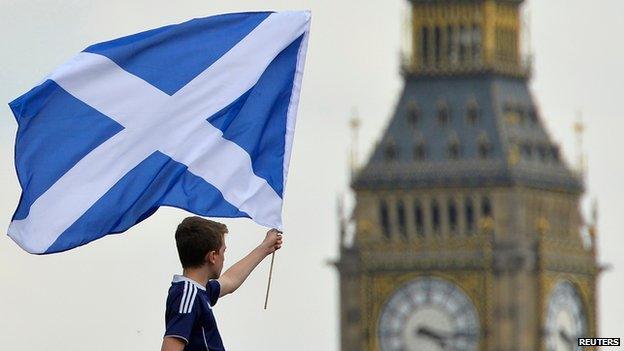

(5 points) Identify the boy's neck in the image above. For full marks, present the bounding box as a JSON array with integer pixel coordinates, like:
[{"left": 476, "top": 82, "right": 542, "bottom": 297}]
[{"left": 182, "top": 267, "right": 211, "bottom": 287}]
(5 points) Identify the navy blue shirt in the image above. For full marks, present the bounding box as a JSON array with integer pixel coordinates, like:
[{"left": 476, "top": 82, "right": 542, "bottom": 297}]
[{"left": 164, "top": 275, "right": 225, "bottom": 351}]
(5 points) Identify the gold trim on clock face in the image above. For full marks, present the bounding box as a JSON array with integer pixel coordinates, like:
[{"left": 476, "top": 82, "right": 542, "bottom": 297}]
[
  {"left": 378, "top": 277, "right": 480, "bottom": 351},
  {"left": 545, "top": 281, "right": 587, "bottom": 351}
]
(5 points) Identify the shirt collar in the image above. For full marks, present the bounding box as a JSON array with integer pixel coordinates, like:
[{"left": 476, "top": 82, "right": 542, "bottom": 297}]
[{"left": 172, "top": 274, "right": 206, "bottom": 291}]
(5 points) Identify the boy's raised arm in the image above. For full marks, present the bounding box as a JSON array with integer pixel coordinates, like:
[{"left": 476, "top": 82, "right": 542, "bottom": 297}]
[{"left": 217, "top": 229, "right": 283, "bottom": 297}]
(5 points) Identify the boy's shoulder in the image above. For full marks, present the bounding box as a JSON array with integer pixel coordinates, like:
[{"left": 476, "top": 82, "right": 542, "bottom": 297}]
[{"left": 166, "top": 275, "right": 221, "bottom": 312}]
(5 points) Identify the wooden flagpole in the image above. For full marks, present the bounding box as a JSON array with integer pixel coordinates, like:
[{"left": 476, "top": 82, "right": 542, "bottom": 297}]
[{"left": 264, "top": 251, "right": 276, "bottom": 309}]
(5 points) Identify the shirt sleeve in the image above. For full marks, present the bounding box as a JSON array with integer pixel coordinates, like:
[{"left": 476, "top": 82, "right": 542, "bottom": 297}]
[
  {"left": 164, "top": 288, "right": 200, "bottom": 343},
  {"left": 207, "top": 279, "right": 221, "bottom": 307}
]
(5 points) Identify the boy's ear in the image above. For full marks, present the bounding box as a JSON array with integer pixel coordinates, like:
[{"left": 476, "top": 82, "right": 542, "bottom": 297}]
[{"left": 206, "top": 251, "right": 216, "bottom": 265}]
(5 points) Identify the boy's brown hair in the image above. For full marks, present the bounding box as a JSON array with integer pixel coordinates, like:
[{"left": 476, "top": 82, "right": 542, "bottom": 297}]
[{"left": 175, "top": 216, "right": 228, "bottom": 268}]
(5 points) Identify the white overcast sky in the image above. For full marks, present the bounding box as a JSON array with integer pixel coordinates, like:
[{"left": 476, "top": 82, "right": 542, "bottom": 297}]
[{"left": 0, "top": 0, "right": 622, "bottom": 350}]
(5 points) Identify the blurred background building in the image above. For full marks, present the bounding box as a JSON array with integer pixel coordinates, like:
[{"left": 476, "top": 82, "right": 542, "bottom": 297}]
[{"left": 336, "top": 0, "right": 600, "bottom": 350}]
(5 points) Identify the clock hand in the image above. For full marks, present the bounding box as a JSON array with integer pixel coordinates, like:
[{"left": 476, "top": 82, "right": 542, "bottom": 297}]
[
  {"left": 417, "top": 326, "right": 448, "bottom": 348},
  {"left": 558, "top": 329, "right": 576, "bottom": 350},
  {"left": 418, "top": 327, "right": 473, "bottom": 340},
  {"left": 417, "top": 326, "right": 445, "bottom": 340}
]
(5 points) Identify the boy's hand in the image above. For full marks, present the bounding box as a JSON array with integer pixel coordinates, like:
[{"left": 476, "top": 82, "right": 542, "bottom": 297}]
[
  {"left": 218, "top": 228, "right": 284, "bottom": 297},
  {"left": 260, "top": 228, "right": 283, "bottom": 256}
]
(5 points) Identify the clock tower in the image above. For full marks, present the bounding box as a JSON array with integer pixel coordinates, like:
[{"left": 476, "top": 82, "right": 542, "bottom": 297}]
[{"left": 335, "top": 1, "right": 600, "bottom": 351}]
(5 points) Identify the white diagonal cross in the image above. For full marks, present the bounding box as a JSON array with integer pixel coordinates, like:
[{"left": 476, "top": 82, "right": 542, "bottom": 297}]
[{"left": 9, "top": 12, "right": 310, "bottom": 253}]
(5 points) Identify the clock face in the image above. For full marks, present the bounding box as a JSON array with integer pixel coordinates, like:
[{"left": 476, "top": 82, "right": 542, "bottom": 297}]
[
  {"left": 545, "top": 281, "right": 587, "bottom": 351},
  {"left": 378, "top": 277, "right": 480, "bottom": 351}
]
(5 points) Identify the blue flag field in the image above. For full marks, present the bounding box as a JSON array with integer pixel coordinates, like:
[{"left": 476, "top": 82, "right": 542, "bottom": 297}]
[{"left": 8, "top": 11, "right": 311, "bottom": 254}]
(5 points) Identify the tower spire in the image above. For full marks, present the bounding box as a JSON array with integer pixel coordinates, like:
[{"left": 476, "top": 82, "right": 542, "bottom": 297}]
[
  {"left": 349, "top": 107, "right": 361, "bottom": 177},
  {"left": 574, "top": 110, "right": 586, "bottom": 176}
]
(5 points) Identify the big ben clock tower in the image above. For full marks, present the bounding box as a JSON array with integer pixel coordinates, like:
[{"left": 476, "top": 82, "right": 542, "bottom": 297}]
[{"left": 335, "top": 1, "right": 600, "bottom": 351}]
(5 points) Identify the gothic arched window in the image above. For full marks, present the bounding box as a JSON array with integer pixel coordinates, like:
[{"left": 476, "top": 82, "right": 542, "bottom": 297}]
[
  {"left": 446, "top": 25, "right": 455, "bottom": 64},
  {"left": 522, "top": 143, "right": 533, "bottom": 159},
  {"left": 481, "top": 196, "right": 492, "bottom": 218},
  {"left": 380, "top": 200, "right": 391, "bottom": 239},
  {"left": 466, "top": 102, "right": 480, "bottom": 125},
  {"left": 459, "top": 25, "right": 469, "bottom": 64},
  {"left": 406, "top": 102, "right": 420, "bottom": 127},
  {"left": 551, "top": 145, "right": 560, "bottom": 163},
  {"left": 448, "top": 200, "right": 458, "bottom": 233},
  {"left": 397, "top": 200, "right": 407, "bottom": 238},
  {"left": 414, "top": 200, "right": 424, "bottom": 236},
  {"left": 434, "top": 26, "right": 442, "bottom": 66},
  {"left": 529, "top": 109, "right": 538, "bottom": 123},
  {"left": 448, "top": 139, "right": 461, "bottom": 159},
  {"left": 537, "top": 145, "right": 547, "bottom": 162},
  {"left": 465, "top": 198, "right": 475, "bottom": 234},
  {"left": 478, "top": 140, "right": 492, "bottom": 159},
  {"left": 432, "top": 200, "right": 441, "bottom": 234},
  {"left": 421, "top": 27, "right": 430, "bottom": 66},
  {"left": 438, "top": 104, "right": 450, "bottom": 126},
  {"left": 384, "top": 142, "right": 397, "bottom": 162},
  {"left": 472, "top": 24, "right": 482, "bottom": 64},
  {"left": 413, "top": 142, "right": 426, "bottom": 161}
]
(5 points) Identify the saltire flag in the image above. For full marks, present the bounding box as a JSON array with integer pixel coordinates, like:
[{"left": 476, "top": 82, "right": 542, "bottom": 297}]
[{"left": 8, "top": 11, "right": 311, "bottom": 254}]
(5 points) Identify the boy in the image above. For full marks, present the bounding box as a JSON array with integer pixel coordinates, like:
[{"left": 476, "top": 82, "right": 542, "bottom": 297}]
[{"left": 161, "top": 216, "right": 283, "bottom": 351}]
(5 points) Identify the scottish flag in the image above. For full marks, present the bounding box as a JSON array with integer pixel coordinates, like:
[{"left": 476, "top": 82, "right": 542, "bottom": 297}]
[{"left": 8, "top": 11, "right": 311, "bottom": 254}]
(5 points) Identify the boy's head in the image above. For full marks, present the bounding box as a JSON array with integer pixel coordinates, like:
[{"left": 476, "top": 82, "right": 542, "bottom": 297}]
[{"left": 175, "top": 216, "right": 228, "bottom": 278}]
